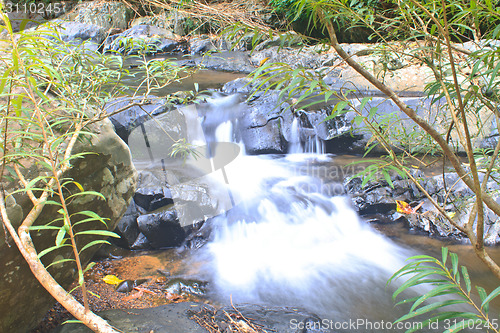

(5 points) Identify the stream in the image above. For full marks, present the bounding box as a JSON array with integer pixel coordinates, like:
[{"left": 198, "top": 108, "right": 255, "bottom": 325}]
[{"left": 125, "top": 70, "right": 500, "bottom": 333}]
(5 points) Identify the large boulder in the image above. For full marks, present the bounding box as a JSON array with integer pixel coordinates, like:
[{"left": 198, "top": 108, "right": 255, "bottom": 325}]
[
  {"left": 63, "top": 1, "right": 131, "bottom": 31},
  {"left": 0, "top": 117, "right": 137, "bottom": 333}
]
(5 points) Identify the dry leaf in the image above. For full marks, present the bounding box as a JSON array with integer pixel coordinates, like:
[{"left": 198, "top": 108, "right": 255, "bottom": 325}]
[{"left": 103, "top": 274, "right": 123, "bottom": 285}]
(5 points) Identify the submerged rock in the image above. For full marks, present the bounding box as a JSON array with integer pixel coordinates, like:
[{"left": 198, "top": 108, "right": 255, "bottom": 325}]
[{"left": 53, "top": 302, "right": 333, "bottom": 333}]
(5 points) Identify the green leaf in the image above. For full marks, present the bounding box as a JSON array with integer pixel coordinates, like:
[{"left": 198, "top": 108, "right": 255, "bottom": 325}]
[
  {"left": 450, "top": 252, "right": 459, "bottom": 277},
  {"left": 66, "top": 191, "right": 105, "bottom": 201},
  {"left": 476, "top": 286, "right": 489, "bottom": 314},
  {"left": 409, "top": 284, "right": 459, "bottom": 312},
  {"left": 79, "top": 240, "right": 111, "bottom": 254},
  {"left": 74, "top": 230, "right": 120, "bottom": 238},
  {"left": 37, "top": 244, "right": 71, "bottom": 259},
  {"left": 481, "top": 285, "right": 500, "bottom": 309},
  {"left": 461, "top": 266, "right": 471, "bottom": 294},
  {"left": 62, "top": 319, "right": 83, "bottom": 325},
  {"left": 55, "top": 226, "right": 68, "bottom": 246},
  {"left": 394, "top": 299, "right": 468, "bottom": 323},
  {"left": 393, "top": 270, "right": 448, "bottom": 301},
  {"left": 442, "top": 247, "right": 448, "bottom": 266},
  {"left": 46, "top": 258, "right": 75, "bottom": 269}
]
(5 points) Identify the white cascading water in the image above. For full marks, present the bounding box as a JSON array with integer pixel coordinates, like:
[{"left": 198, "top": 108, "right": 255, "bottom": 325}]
[
  {"left": 191, "top": 96, "right": 418, "bottom": 329},
  {"left": 288, "top": 116, "right": 326, "bottom": 155}
]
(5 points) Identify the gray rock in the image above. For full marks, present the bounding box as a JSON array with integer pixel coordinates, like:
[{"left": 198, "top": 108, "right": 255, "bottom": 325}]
[
  {"left": 103, "top": 25, "right": 185, "bottom": 55},
  {"left": 0, "top": 118, "right": 137, "bottom": 333},
  {"left": 240, "top": 92, "right": 288, "bottom": 154},
  {"left": 105, "top": 96, "right": 170, "bottom": 143},
  {"left": 253, "top": 31, "right": 304, "bottom": 51},
  {"left": 195, "top": 51, "right": 255, "bottom": 73},
  {"left": 130, "top": 13, "right": 186, "bottom": 35},
  {"left": 189, "top": 36, "right": 217, "bottom": 54},
  {"left": 345, "top": 169, "right": 500, "bottom": 243},
  {"left": 52, "top": 20, "right": 107, "bottom": 44},
  {"left": 250, "top": 46, "right": 337, "bottom": 69},
  {"left": 64, "top": 1, "right": 131, "bottom": 31}
]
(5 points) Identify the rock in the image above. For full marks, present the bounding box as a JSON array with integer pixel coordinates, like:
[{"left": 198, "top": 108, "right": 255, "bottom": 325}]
[
  {"left": 189, "top": 36, "right": 217, "bottom": 54},
  {"left": 222, "top": 77, "right": 255, "bottom": 94},
  {"left": 63, "top": 1, "right": 131, "bottom": 31},
  {"left": 194, "top": 51, "right": 255, "bottom": 73},
  {"left": 250, "top": 46, "right": 338, "bottom": 69},
  {"left": 105, "top": 96, "right": 170, "bottom": 143},
  {"left": 28, "top": 20, "right": 107, "bottom": 51},
  {"left": 253, "top": 31, "right": 304, "bottom": 51},
  {"left": 0, "top": 117, "right": 137, "bottom": 333},
  {"left": 53, "top": 302, "right": 333, "bottom": 333},
  {"left": 134, "top": 187, "right": 174, "bottom": 212},
  {"left": 130, "top": 232, "right": 152, "bottom": 250},
  {"left": 240, "top": 91, "right": 288, "bottom": 154},
  {"left": 195, "top": 303, "right": 333, "bottom": 333},
  {"left": 53, "top": 20, "right": 106, "bottom": 44},
  {"left": 345, "top": 169, "right": 500, "bottom": 243},
  {"left": 103, "top": 25, "right": 185, "bottom": 55},
  {"left": 112, "top": 200, "right": 141, "bottom": 249},
  {"left": 130, "top": 13, "right": 186, "bottom": 35},
  {"left": 136, "top": 208, "right": 186, "bottom": 249},
  {"left": 52, "top": 302, "right": 207, "bottom": 333}
]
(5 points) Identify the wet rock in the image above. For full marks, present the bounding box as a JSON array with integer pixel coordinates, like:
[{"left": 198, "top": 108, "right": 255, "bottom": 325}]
[
  {"left": 130, "top": 232, "right": 153, "bottom": 250},
  {"left": 113, "top": 200, "right": 141, "bottom": 249},
  {"left": 104, "top": 96, "right": 169, "bottom": 143},
  {"left": 136, "top": 208, "right": 186, "bottom": 249},
  {"left": 0, "top": 118, "right": 137, "bottom": 333},
  {"left": 345, "top": 170, "right": 500, "bottom": 243},
  {"left": 134, "top": 187, "right": 174, "bottom": 212},
  {"left": 52, "top": 302, "right": 208, "bottom": 333},
  {"left": 253, "top": 31, "right": 304, "bottom": 51},
  {"left": 222, "top": 77, "right": 255, "bottom": 94},
  {"left": 103, "top": 25, "right": 185, "bottom": 55},
  {"left": 240, "top": 91, "right": 288, "bottom": 154},
  {"left": 164, "top": 278, "right": 207, "bottom": 296},
  {"left": 191, "top": 303, "right": 333, "bottom": 333},
  {"left": 115, "top": 278, "right": 149, "bottom": 293}
]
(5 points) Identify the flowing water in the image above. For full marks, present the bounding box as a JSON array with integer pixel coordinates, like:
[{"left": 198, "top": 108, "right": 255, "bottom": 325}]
[{"left": 129, "top": 90, "right": 500, "bottom": 332}]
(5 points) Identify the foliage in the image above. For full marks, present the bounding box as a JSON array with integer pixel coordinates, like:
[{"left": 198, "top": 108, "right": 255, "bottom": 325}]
[
  {"left": 389, "top": 247, "right": 500, "bottom": 333},
  {"left": 0, "top": 10, "right": 190, "bottom": 332}
]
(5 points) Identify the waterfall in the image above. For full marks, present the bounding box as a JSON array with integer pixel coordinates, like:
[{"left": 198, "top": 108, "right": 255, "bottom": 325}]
[
  {"left": 189, "top": 97, "right": 415, "bottom": 326},
  {"left": 288, "top": 116, "right": 326, "bottom": 155},
  {"left": 194, "top": 153, "right": 412, "bottom": 325}
]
